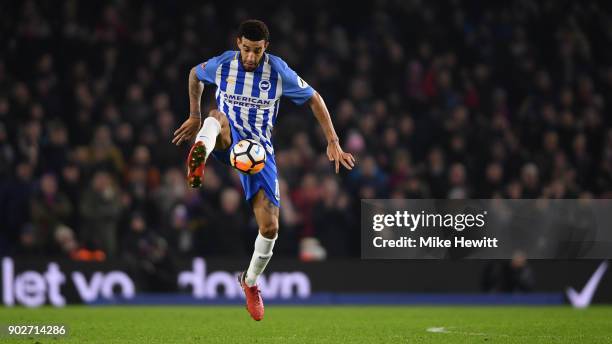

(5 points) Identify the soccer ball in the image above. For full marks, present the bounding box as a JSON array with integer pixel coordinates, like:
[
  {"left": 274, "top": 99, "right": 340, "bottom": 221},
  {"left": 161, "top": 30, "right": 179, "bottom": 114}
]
[{"left": 230, "top": 139, "right": 266, "bottom": 174}]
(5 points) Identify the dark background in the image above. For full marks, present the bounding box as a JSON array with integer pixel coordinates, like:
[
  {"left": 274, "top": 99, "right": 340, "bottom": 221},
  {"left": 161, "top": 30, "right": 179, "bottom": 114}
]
[{"left": 0, "top": 0, "right": 611, "bottom": 295}]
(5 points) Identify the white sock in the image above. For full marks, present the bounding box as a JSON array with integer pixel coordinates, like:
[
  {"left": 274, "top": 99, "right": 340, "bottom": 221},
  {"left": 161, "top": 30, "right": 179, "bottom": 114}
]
[
  {"left": 195, "top": 116, "right": 221, "bottom": 160},
  {"left": 245, "top": 233, "right": 277, "bottom": 287}
]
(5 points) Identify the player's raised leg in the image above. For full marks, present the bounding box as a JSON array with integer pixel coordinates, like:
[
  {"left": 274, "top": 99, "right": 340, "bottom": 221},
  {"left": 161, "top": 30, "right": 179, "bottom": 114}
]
[
  {"left": 239, "top": 189, "right": 279, "bottom": 321},
  {"left": 187, "top": 109, "right": 231, "bottom": 187}
]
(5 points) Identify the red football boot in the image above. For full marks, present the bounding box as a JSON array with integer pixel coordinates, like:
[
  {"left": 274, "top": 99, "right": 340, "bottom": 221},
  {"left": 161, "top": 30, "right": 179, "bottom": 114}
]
[
  {"left": 186, "top": 141, "right": 206, "bottom": 188},
  {"left": 238, "top": 271, "right": 264, "bottom": 321}
]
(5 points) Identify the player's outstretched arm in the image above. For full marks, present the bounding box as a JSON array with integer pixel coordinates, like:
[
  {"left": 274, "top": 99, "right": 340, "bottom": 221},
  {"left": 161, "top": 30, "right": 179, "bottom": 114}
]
[
  {"left": 172, "top": 65, "right": 205, "bottom": 145},
  {"left": 308, "top": 91, "right": 355, "bottom": 173}
]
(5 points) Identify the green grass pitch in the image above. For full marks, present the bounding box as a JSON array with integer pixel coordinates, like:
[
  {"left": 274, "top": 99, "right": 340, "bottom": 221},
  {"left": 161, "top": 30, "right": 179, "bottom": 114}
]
[{"left": 1, "top": 305, "right": 611, "bottom": 343}]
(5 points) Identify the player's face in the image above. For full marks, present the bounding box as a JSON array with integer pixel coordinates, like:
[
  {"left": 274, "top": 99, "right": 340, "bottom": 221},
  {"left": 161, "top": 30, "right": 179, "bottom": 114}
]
[{"left": 237, "top": 37, "right": 268, "bottom": 71}]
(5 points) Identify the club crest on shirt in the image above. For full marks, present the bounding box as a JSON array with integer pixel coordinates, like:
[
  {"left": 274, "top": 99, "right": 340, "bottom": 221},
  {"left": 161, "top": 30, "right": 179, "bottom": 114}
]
[
  {"left": 226, "top": 76, "right": 235, "bottom": 84},
  {"left": 259, "top": 80, "right": 271, "bottom": 92}
]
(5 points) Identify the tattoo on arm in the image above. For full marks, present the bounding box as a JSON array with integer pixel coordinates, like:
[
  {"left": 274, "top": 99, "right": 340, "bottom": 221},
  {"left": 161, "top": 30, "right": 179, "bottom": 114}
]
[{"left": 189, "top": 66, "right": 204, "bottom": 115}]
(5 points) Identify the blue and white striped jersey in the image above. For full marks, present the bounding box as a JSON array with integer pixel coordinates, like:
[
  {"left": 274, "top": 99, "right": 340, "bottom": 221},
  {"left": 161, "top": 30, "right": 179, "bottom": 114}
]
[{"left": 195, "top": 51, "right": 315, "bottom": 155}]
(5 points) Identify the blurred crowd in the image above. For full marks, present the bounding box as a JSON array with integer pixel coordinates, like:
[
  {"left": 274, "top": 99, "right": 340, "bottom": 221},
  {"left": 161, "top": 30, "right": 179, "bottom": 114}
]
[{"left": 0, "top": 0, "right": 611, "bottom": 263}]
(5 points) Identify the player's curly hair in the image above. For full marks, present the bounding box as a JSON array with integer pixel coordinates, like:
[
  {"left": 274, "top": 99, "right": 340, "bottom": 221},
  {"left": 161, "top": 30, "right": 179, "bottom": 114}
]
[{"left": 237, "top": 19, "right": 270, "bottom": 42}]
